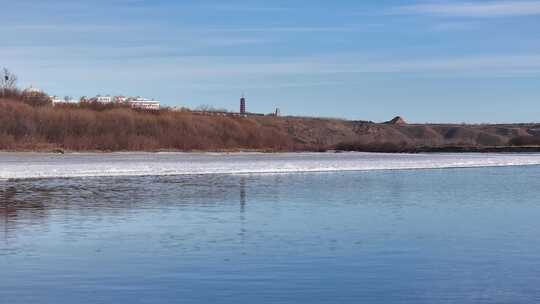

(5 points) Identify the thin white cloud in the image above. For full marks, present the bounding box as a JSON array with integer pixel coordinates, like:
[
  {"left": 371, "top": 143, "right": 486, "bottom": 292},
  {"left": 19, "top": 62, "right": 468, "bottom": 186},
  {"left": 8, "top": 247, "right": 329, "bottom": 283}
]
[
  {"left": 359, "top": 54, "right": 540, "bottom": 74},
  {"left": 193, "top": 26, "right": 375, "bottom": 33},
  {"left": 195, "top": 4, "right": 289, "bottom": 12},
  {"left": 4, "top": 46, "right": 540, "bottom": 81},
  {"left": 176, "top": 81, "right": 341, "bottom": 90},
  {"left": 430, "top": 21, "right": 480, "bottom": 31},
  {"left": 0, "top": 24, "right": 144, "bottom": 33},
  {"left": 100, "top": 54, "right": 540, "bottom": 77},
  {"left": 397, "top": 1, "right": 540, "bottom": 17},
  {"left": 2, "top": 24, "right": 369, "bottom": 34}
]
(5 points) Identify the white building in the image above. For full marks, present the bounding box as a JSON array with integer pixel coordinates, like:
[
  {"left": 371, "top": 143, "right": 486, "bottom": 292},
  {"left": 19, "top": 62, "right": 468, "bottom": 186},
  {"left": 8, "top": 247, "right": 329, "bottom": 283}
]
[
  {"left": 127, "top": 97, "right": 160, "bottom": 110},
  {"left": 49, "top": 96, "right": 78, "bottom": 106},
  {"left": 50, "top": 96, "right": 67, "bottom": 106},
  {"left": 90, "top": 95, "right": 113, "bottom": 103},
  {"left": 114, "top": 96, "right": 128, "bottom": 103}
]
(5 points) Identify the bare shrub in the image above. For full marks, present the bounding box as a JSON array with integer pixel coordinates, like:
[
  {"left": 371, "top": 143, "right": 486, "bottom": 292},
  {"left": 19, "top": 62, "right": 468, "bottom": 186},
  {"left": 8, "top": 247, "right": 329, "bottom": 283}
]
[{"left": 0, "top": 98, "right": 296, "bottom": 151}]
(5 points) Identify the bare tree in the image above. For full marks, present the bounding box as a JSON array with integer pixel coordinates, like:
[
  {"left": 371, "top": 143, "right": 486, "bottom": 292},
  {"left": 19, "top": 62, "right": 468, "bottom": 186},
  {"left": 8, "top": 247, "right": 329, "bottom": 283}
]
[
  {"left": 1, "top": 68, "right": 18, "bottom": 89},
  {"left": 1, "top": 68, "right": 18, "bottom": 97},
  {"left": 195, "top": 104, "right": 228, "bottom": 113}
]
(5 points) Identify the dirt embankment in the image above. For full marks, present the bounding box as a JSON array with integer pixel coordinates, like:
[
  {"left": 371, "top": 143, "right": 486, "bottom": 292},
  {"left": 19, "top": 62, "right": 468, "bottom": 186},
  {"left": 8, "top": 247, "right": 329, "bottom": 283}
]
[
  {"left": 331, "top": 119, "right": 540, "bottom": 152},
  {"left": 1, "top": 98, "right": 539, "bottom": 153}
]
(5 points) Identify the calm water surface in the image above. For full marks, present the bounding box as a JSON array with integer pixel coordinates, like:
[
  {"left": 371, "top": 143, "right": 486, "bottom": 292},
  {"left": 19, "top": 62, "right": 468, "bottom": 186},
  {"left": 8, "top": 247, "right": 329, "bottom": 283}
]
[{"left": 1, "top": 166, "right": 540, "bottom": 303}]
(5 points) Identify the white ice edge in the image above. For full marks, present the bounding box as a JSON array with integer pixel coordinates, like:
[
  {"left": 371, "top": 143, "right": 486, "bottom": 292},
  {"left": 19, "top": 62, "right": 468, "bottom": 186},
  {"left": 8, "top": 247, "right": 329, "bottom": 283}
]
[{"left": 1, "top": 152, "right": 540, "bottom": 180}]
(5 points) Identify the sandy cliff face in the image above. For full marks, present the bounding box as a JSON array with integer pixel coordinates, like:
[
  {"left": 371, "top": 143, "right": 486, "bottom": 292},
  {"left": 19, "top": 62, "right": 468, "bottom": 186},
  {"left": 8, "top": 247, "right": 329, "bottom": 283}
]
[{"left": 253, "top": 115, "right": 540, "bottom": 152}]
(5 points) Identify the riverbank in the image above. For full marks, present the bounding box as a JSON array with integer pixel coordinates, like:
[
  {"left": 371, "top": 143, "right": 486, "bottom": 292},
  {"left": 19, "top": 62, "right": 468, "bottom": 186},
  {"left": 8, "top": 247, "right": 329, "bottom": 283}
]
[{"left": 1, "top": 97, "right": 540, "bottom": 153}]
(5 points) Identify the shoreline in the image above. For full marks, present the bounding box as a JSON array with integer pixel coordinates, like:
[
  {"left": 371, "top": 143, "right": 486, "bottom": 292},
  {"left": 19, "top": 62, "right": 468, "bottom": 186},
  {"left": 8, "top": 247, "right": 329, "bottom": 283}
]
[
  {"left": 2, "top": 98, "right": 540, "bottom": 154},
  {"left": 2, "top": 146, "right": 540, "bottom": 154},
  {"left": 2, "top": 152, "right": 540, "bottom": 180},
  {"left": 333, "top": 146, "right": 540, "bottom": 154}
]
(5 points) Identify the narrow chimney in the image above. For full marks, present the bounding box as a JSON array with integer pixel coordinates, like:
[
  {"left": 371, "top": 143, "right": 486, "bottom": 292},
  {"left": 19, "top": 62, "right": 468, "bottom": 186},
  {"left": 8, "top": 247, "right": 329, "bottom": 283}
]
[{"left": 240, "top": 94, "right": 246, "bottom": 114}]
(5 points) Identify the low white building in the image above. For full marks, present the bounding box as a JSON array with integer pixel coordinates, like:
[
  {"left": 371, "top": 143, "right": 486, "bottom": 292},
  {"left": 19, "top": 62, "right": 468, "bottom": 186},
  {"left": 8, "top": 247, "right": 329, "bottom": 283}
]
[
  {"left": 90, "top": 95, "right": 113, "bottom": 103},
  {"left": 114, "top": 96, "right": 128, "bottom": 103},
  {"left": 50, "top": 96, "right": 78, "bottom": 106},
  {"left": 50, "top": 96, "right": 67, "bottom": 106},
  {"left": 127, "top": 97, "right": 160, "bottom": 110}
]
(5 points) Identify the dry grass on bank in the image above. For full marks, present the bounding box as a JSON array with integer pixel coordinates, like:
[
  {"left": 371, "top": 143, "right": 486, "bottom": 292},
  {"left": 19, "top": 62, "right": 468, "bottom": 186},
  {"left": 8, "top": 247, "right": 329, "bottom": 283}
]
[
  {"left": 2, "top": 92, "right": 540, "bottom": 153},
  {"left": 0, "top": 98, "right": 298, "bottom": 152}
]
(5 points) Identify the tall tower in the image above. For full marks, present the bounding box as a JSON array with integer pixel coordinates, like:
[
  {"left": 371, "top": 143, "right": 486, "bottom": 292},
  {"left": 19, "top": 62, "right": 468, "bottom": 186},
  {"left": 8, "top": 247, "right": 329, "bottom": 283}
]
[{"left": 240, "top": 94, "right": 246, "bottom": 114}]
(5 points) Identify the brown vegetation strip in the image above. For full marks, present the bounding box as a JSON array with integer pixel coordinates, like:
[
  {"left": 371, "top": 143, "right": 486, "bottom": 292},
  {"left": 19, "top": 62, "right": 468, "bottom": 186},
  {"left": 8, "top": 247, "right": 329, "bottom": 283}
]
[{"left": 1, "top": 95, "right": 540, "bottom": 153}]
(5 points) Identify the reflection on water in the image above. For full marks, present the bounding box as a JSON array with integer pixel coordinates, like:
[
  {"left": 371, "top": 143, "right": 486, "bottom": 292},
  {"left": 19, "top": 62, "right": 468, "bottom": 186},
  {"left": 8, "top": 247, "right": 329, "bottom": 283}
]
[
  {"left": 2, "top": 166, "right": 540, "bottom": 303},
  {"left": 240, "top": 176, "right": 246, "bottom": 213},
  {"left": 0, "top": 175, "right": 257, "bottom": 252},
  {"left": 1, "top": 185, "right": 49, "bottom": 246}
]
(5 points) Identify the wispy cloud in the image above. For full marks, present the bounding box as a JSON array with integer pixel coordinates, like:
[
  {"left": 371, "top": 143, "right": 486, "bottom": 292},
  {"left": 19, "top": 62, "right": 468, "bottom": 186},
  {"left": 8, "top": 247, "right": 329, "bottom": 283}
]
[
  {"left": 430, "top": 21, "right": 481, "bottom": 31},
  {"left": 4, "top": 45, "right": 540, "bottom": 78},
  {"left": 0, "top": 22, "right": 372, "bottom": 35},
  {"left": 358, "top": 54, "right": 540, "bottom": 74},
  {"left": 396, "top": 1, "right": 540, "bottom": 17},
  {"left": 192, "top": 26, "right": 374, "bottom": 33},
  {"left": 0, "top": 24, "right": 145, "bottom": 33},
  {"left": 267, "top": 54, "right": 540, "bottom": 77},
  {"left": 194, "top": 4, "right": 290, "bottom": 12}
]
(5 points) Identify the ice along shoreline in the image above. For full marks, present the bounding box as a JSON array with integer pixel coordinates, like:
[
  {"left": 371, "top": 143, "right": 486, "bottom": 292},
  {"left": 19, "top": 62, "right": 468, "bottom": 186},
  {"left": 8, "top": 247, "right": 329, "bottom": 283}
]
[{"left": 1, "top": 152, "right": 540, "bottom": 180}]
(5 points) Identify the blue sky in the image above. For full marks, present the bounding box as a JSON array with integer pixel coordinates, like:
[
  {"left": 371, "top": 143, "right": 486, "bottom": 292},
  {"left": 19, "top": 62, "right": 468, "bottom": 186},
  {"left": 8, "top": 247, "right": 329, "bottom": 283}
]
[{"left": 2, "top": 0, "right": 540, "bottom": 122}]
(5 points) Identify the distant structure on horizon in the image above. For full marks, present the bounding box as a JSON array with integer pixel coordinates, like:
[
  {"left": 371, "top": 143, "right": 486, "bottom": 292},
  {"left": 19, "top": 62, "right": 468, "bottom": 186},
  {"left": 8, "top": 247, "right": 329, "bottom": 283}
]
[
  {"left": 89, "top": 95, "right": 113, "bottom": 104},
  {"left": 240, "top": 94, "right": 246, "bottom": 115},
  {"left": 43, "top": 93, "right": 160, "bottom": 110},
  {"left": 22, "top": 86, "right": 44, "bottom": 102},
  {"left": 127, "top": 97, "right": 160, "bottom": 110},
  {"left": 85, "top": 95, "right": 160, "bottom": 110},
  {"left": 50, "top": 96, "right": 77, "bottom": 106}
]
